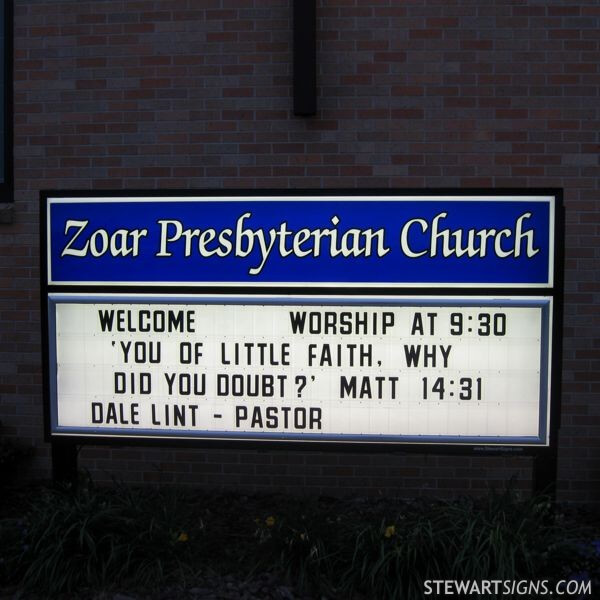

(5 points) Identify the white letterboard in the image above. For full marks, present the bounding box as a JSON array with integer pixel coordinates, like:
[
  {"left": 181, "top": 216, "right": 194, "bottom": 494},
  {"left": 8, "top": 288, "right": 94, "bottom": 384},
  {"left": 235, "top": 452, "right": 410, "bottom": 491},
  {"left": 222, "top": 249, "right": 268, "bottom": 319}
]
[{"left": 48, "top": 294, "right": 551, "bottom": 446}]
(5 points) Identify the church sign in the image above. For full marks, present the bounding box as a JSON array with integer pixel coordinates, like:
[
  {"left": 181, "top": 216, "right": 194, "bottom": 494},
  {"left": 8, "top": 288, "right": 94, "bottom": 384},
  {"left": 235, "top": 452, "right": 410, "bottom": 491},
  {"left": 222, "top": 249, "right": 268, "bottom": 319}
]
[{"left": 41, "top": 190, "right": 562, "bottom": 450}]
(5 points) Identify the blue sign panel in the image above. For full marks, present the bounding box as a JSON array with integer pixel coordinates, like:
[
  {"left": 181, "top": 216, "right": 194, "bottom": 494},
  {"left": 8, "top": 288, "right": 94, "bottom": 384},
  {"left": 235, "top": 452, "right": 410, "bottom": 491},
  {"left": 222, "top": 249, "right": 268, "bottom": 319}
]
[{"left": 46, "top": 194, "right": 555, "bottom": 287}]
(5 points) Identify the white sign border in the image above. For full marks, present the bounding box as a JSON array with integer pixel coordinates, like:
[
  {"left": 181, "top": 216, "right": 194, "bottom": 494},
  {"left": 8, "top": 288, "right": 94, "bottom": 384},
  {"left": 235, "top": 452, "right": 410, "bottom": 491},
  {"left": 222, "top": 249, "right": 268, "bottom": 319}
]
[
  {"left": 47, "top": 293, "right": 552, "bottom": 447},
  {"left": 46, "top": 195, "right": 556, "bottom": 289}
]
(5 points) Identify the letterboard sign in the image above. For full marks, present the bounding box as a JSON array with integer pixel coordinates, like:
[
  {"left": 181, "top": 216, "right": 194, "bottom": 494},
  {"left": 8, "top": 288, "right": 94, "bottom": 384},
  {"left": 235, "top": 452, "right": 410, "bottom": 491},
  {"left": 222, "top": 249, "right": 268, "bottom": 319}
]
[{"left": 41, "top": 190, "right": 562, "bottom": 450}]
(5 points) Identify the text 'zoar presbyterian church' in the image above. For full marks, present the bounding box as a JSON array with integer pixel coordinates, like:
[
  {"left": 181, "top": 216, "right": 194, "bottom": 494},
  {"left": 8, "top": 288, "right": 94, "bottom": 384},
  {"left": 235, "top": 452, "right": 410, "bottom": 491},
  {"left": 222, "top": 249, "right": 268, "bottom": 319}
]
[{"left": 60, "top": 211, "right": 539, "bottom": 276}]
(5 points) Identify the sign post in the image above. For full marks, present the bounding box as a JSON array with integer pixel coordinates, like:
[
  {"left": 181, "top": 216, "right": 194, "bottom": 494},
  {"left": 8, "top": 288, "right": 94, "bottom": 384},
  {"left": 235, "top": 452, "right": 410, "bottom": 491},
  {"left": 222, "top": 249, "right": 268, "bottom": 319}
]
[{"left": 41, "top": 190, "right": 563, "bottom": 491}]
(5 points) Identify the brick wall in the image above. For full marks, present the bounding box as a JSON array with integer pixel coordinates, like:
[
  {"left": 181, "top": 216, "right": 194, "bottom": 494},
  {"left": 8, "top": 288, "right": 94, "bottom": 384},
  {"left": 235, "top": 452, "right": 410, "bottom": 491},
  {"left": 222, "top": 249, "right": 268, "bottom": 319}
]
[{"left": 1, "top": 0, "right": 598, "bottom": 502}]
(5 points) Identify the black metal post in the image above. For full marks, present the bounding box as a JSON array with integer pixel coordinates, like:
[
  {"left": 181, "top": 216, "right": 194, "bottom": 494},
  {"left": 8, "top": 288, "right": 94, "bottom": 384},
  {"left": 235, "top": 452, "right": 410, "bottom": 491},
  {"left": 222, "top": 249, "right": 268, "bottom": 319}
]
[
  {"left": 532, "top": 449, "right": 558, "bottom": 501},
  {"left": 293, "top": 0, "right": 316, "bottom": 116},
  {"left": 52, "top": 442, "right": 78, "bottom": 487}
]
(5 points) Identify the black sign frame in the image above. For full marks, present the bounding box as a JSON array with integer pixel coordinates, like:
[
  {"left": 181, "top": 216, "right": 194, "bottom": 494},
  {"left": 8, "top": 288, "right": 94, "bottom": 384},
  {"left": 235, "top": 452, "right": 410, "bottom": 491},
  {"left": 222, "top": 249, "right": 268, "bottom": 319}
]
[
  {"left": 40, "top": 188, "right": 564, "bottom": 466},
  {"left": 0, "top": 0, "right": 13, "bottom": 202}
]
